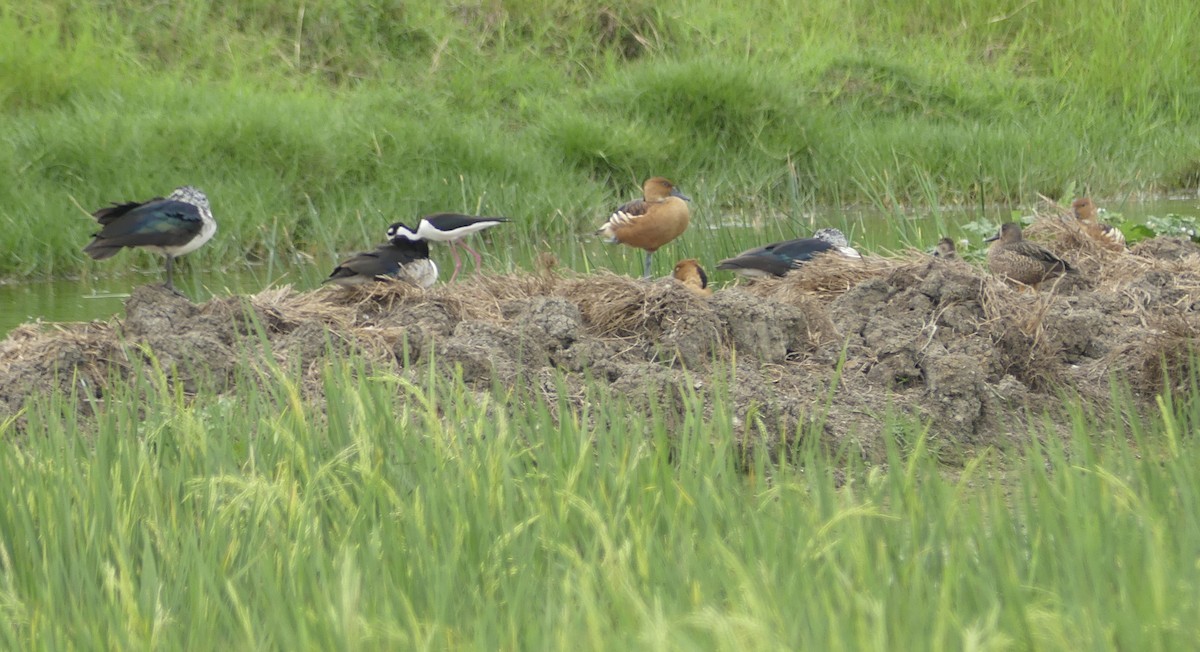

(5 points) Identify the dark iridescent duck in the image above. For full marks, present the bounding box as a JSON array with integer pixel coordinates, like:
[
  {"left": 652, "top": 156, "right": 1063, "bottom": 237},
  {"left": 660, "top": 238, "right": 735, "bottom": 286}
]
[
  {"left": 324, "top": 223, "right": 438, "bottom": 288},
  {"left": 672, "top": 258, "right": 712, "bottom": 296},
  {"left": 597, "top": 177, "right": 691, "bottom": 279},
  {"left": 1072, "top": 198, "right": 1126, "bottom": 252},
  {"left": 83, "top": 186, "right": 217, "bottom": 291},
  {"left": 389, "top": 213, "right": 510, "bottom": 282},
  {"left": 716, "top": 228, "right": 860, "bottom": 278},
  {"left": 985, "top": 222, "right": 1074, "bottom": 289}
]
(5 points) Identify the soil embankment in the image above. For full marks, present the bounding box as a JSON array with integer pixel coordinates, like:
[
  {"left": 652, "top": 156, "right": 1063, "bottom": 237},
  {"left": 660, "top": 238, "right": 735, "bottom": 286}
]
[{"left": 2, "top": 222, "right": 1198, "bottom": 461}]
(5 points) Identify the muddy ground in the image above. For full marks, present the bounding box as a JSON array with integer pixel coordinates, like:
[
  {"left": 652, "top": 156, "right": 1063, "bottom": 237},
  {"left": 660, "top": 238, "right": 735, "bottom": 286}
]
[{"left": 2, "top": 223, "right": 1199, "bottom": 462}]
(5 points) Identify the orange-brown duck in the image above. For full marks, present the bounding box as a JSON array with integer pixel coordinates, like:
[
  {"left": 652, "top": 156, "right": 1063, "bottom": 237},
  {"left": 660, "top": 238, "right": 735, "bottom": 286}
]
[
  {"left": 597, "top": 177, "right": 691, "bottom": 279},
  {"left": 1071, "top": 198, "right": 1125, "bottom": 252},
  {"left": 672, "top": 258, "right": 712, "bottom": 296}
]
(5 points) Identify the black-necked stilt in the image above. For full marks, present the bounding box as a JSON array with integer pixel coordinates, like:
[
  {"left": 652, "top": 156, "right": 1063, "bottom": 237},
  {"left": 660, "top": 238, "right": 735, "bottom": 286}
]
[
  {"left": 83, "top": 186, "right": 216, "bottom": 291},
  {"left": 325, "top": 225, "right": 438, "bottom": 288},
  {"left": 985, "top": 222, "right": 1075, "bottom": 290},
  {"left": 596, "top": 176, "right": 691, "bottom": 279},
  {"left": 716, "top": 228, "right": 859, "bottom": 278},
  {"left": 672, "top": 258, "right": 712, "bottom": 296},
  {"left": 388, "top": 213, "right": 509, "bottom": 282}
]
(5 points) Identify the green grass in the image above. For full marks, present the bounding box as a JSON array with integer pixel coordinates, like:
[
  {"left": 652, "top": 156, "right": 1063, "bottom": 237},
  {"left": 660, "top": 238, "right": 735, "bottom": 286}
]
[
  {"left": 1, "top": 0, "right": 1199, "bottom": 282},
  {"left": 3, "top": 349, "right": 1200, "bottom": 649},
  {"left": 6, "top": 4, "right": 1200, "bottom": 645}
]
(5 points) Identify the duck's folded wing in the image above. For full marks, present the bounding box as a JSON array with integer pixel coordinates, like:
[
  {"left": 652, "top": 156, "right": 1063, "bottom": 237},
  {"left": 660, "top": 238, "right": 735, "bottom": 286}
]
[{"left": 84, "top": 199, "right": 204, "bottom": 253}]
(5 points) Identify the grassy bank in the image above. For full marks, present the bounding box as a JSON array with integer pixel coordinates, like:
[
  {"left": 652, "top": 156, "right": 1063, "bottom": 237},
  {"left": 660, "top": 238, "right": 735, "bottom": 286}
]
[
  {"left": 2, "top": 353, "right": 1199, "bottom": 649},
  {"left": 1, "top": 0, "right": 1198, "bottom": 282}
]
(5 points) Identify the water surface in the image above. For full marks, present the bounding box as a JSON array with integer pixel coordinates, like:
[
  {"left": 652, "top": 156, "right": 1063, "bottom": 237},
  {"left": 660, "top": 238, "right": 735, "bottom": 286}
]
[{"left": 3, "top": 197, "right": 1196, "bottom": 338}]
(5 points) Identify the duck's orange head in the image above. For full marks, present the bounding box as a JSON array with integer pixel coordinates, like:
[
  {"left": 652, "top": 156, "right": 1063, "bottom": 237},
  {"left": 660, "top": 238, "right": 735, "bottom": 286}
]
[
  {"left": 643, "top": 177, "right": 691, "bottom": 203},
  {"left": 672, "top": 258, "right": 707, "bottom": 286},
  {"left": 1072, "top": 198, "right": 1098, "bottom": 221}
]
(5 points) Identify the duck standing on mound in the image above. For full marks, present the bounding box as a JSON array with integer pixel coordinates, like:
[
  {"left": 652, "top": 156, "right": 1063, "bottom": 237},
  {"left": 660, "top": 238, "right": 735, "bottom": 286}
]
[
  {"left": 672, "top": 258, "right": 712, "bottom": 296},
  {"left": 1071, "top": 198, "right": 1125, "bottom": 252},
  {"left": 388, "top": 213, "right": 509, "bottom": 282},
  {"left": 83, "top": 185, "right": 217, "bottom": 292},
  {"left": 324, "top": 223, "right": 438, "bottom": 288},
  {"left": 985, "top": 222, "right": 1074, "bottom": 289},
  {"left": 716, "top": 228, "right": 859, "bottom": 278},
  {"left": 597, "top": 176, "right": 691, "bottom": 279}
]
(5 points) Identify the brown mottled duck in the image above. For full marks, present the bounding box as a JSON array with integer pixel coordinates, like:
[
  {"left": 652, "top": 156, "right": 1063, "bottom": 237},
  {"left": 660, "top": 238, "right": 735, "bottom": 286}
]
[{"left": 986, "top": 222, "right": 1075, "bottom": 289}]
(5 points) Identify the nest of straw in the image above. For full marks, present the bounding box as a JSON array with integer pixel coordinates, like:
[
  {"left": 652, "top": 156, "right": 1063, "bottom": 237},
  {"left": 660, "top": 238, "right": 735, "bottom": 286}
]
[{"left": 736, "top": 253, "right": 916, "bottom": 303}]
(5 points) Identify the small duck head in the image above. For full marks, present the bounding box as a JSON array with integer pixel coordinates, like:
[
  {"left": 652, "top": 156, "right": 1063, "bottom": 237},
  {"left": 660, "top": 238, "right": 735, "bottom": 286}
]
[
  {"left": 672, "top": 258, "right": 708, "bottom": 288},
  {"left": 169, "top": 186, "right": 210, "bottom": 210},
  {"left": 934, "top": 237, "right": 957, "bottom": 259},
  {"left": 387, "top": 222, "right": 421, "bottom": 242},
  {"left": 643, "top": 177, "right": 690, "bottom": 203},
  {"left": 985, "top": 222, "right": 1024, "bottom": 244},
  {"left": 1072, "top": 198, "right": 1098, "bottom": 222}
]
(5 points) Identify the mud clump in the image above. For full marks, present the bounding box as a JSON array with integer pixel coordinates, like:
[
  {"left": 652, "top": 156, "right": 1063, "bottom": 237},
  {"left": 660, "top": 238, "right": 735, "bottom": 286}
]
[
  {"left": 711, "top": 290, "right": 836, "bottom": 363},
  {"left": 1131, "top": 237, "right": 1200, "bottom": 261},
  {"left": 2, "top": 232, "right": 1199, "bottom": 463}
]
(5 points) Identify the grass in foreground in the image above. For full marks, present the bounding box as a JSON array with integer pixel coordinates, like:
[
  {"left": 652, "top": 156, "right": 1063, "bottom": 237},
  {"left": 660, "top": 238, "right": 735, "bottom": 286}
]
[{"left": 1, "top": 351, "right": 1199, "bottom": 649}]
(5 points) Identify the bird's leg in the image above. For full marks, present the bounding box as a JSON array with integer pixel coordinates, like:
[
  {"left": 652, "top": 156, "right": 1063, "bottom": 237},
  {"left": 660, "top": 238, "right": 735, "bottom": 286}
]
[
  {"left": 642, "top": 251, "right": 654, "bottom": 279},
  {"left": 461, "top": 241, "right": 484, "bottom": 272},
  {"left": 163, "top": 254, "right": 188, "bottom": 297},
  {"left": 447, "top": 242, "right": 464, "bottom": 283}
]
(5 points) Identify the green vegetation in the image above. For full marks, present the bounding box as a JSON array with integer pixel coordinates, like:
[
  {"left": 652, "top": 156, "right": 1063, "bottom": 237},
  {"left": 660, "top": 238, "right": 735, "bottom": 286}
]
[
  {"left": 2, "top": 351, "right": 1200, "bottom": 649},
  {"left": 2, "top": 0, "right": 1199, "bottom": 282},
  {"left": 4, "top": 5, "right": 1200, "bottom": 643}
]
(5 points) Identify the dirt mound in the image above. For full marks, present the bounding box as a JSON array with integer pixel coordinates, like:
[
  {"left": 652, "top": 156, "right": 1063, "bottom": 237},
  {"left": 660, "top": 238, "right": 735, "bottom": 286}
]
[{"left": 2, "top": 232, "right": 1198, "bottom": 461}]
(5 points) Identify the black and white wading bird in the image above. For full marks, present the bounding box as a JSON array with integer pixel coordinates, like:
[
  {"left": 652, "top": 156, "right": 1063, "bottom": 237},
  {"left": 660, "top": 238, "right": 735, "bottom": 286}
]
[
  {"left": 324, "top": 223, "right": 439, "bottom": 288},
  {"left": 388, "top": 213, "right": 510, "bottom": 282}
]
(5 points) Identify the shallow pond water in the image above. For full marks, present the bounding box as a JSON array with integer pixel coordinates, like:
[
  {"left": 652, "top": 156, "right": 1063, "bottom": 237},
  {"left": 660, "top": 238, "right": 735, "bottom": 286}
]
[{"left": 2, "top": 197, "right": 1197, "bottom": 337}]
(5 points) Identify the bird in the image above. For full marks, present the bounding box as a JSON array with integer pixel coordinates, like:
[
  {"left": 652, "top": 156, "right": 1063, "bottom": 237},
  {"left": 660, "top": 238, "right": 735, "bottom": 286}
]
[
  {"left": 596, "top": 176, "right": 691, "bottom": 279},
  {"left": 933, "top": 237, "right": 958, "bottom": 259},
  {"left": 672, "top": 259, "right": 712, "bottom": 296},
  {"left": 985, "top": 222, "right": 1075, "bottom": 289},
  {"left": 83, "top": 186, "right": 217, "bottom": 292},
  {"left": 1071, "top": 198, "right": 1125, "bottom": 252},
  {"left": 388, "top": 213, "right": 509, "bottom": 282},
  {"left": 716, "top": 228, "right": 860, "bottom": 278},
  {"left": 324, "top": 223, "right": 438, "bottom": 288}
]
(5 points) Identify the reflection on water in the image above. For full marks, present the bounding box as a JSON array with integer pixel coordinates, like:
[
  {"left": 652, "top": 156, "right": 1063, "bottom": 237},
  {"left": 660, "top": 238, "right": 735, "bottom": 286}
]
[
  {"left": 1, "top": 197, "right": 1196, "bottom": 337},
  {"left": 0, "top": 265, "right": 321, "bottom": 338}
]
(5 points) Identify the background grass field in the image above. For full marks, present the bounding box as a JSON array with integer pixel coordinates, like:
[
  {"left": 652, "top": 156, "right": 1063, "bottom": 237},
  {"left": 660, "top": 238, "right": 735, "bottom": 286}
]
[{"left": 2, "top": 0, "right": 1199, "bottom": 282}]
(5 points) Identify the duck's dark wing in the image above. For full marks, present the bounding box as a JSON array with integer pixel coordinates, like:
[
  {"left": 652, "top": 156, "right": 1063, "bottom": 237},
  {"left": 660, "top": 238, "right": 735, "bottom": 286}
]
[
  {"left": 769, "top": 238, "right": 836, "bottom": 264},
  {"left": 612, "top": 198, "right": 649, "bottom": 218},
  {"left": 83, "top": 198, "right": 204, "bottom": 259},
  {"left": 1023, "top": 244, "right": 1074, "bottom": 272},
  {"left": 716, "top": 252, "right": 794, "bottom": 277}
]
